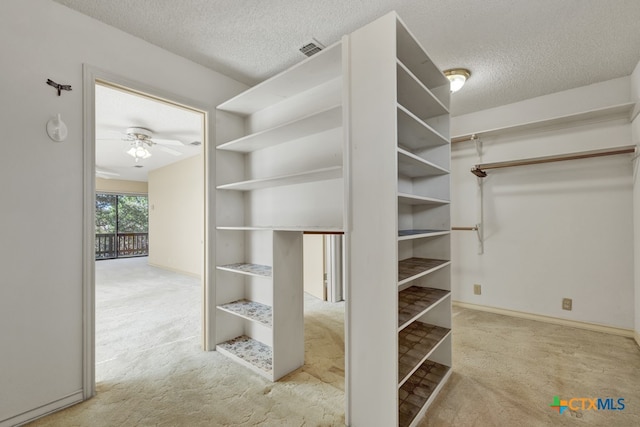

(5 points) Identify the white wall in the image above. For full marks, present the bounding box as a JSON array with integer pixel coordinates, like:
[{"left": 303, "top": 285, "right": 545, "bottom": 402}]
[
  {"left": 148, "top": 154, "right": 203, "bottom": 277},
  {"left": 450, "top": 78, "right": 635, "bottom": 330},
  {"left": 0, "top": 1, "right": 246, "bottom": 424},
  {"left": 631, "top": 60, "right": 640, "bottom": 345}
]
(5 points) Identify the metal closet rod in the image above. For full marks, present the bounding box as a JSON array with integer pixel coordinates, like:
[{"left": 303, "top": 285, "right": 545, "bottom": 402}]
[
  {"left": 452, "top": 226, "right": 478, "bottom": 231},
  {"left": 470, "top": 145, "right": 637, "bottom": 178}
]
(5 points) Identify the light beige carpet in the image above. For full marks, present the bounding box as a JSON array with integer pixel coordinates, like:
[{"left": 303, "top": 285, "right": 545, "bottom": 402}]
[
  {"left": 28, "top": 258, "right": 640, "bottom": 426},
  {"left": 420, "top": 308, "right": 640, "bottom": 427},
  {"left": 28, "top": 258, "right": 345, "bottom": 427}
]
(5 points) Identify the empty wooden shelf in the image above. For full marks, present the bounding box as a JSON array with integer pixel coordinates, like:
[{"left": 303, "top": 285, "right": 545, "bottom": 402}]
[
  {"left": 399, "top": 360, "right": 451, "bottom": 427},
  {"left": 397, "top": 147, "right": 448, "bottom": 178},
  {"left": 217, "top": 105, "right": 342, "bottom": 153},
  {"left": 217, "top": 43, "right": 342, "bottom": 115},
  {"left": 217, "top": 166, "right": 342, "bottom": 191},
  {"left": 398, "top": 286, "right": 450, "bottom": 329},
  {"left": 217, "top": 299, "right": 272, "bottom": 327},
  {"left": 397, "top": 105, "right": 449, "bottom": 151},
  {"left": 397, "top": 61, "right": 448, "bottom": 121},
  {"left": 398, "top": 229, "right": 449, "bottom": 240},
  {"left": 397, "top": 193, "right": 450, "bottom": 206},
  {"left": 216, "top": 335, "right": 273, "bottom": 376},
  {"left": 216, "top": 263, "right": 272, "bottom": 278},
  {"left": 398, "top": 321, "right": 450, "bottom": 385},
  {"left": 398, "top": 257, "right": 451, "bottom": 284}
]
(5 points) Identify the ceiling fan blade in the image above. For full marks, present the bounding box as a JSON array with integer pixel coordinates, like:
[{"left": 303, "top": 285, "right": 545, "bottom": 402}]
[
  {"left": 96, "top": 167, "right": 121, "bottom": 179},
  {"left": 152, "top": 138, "right": 184, "bottom": 146},
  {"left": 158, "top": 146, "right": 183, "bottom": 156}
]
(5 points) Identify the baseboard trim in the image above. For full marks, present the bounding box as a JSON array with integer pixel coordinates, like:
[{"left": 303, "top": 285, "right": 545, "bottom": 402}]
[
  {"left": 1, "top": 390, "right": 83, "bottom": 427},
  {"left": 147, "top": 262, "right": 201, "bottom": 278},
  {"left": 453, "top": 301, "right": 634, "bottom": 338}
]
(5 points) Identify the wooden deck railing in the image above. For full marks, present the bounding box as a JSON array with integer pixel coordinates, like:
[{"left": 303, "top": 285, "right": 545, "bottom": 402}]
[{"left": 95, "top": 233, "right": 149, "bottom": 260}]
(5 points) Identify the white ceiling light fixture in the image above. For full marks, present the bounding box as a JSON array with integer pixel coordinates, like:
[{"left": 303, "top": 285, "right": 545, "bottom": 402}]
[
  {"left": 126, "top": 139, "right": 152, "bottom": 163},
  {"left": 444, "top": 68, "right": 471, "bottom": 93}
]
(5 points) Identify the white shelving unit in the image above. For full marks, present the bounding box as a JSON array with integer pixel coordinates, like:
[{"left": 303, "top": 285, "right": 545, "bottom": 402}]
[
  {"left": 214, "top": 228, "right": 304, "bottom": 381},
  {"left": 214, "top": 10, "right": 451, "bottom": 425},
  {"left": 348, "top": 13, "right": 452, "bottom": 427},
  {"left": 214, "top": 41, "right": 345, "bottom": 381},
  {"left": 451, "top": 102, "right": 636, "bottom": 142}
]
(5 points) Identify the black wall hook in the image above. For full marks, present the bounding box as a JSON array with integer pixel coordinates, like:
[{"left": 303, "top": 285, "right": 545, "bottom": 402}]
[{"left": 46, "top": 79, "right": 72, "bottom": 96}]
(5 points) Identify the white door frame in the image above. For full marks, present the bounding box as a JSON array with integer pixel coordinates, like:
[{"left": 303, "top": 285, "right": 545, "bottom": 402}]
[{"left": 81, "top": 65, "right": 213, "bottom": 398}]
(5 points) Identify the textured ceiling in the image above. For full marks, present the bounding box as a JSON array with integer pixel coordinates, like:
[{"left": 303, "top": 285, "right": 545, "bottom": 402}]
[{"left": 54, "top": 0, "right": 640, "bottom": 116}]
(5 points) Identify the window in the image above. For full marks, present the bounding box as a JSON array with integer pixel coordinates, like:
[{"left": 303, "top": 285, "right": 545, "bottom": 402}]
[{"left": 95, "top": 193, "right": 149, "bottom": 259}]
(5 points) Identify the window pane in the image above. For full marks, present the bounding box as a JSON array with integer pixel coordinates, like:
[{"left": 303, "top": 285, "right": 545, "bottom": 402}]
[
  {"left": 95, "top": 193, "right": 116, "bottom": 234},
  {"left": 117, "top": 195, "right": 149, "bottom": 233}
]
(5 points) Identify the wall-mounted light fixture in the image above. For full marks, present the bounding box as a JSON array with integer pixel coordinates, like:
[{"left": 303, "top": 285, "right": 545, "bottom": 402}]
[{"left": 444, "top": 68, "right": 471, "bottom": 93}]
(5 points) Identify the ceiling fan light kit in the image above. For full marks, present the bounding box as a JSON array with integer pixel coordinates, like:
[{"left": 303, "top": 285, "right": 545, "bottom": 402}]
[{"left": 126, "top": 141, "right": 152, "bottom": 162}]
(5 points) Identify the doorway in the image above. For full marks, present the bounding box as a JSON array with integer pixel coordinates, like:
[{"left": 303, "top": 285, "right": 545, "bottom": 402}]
[{"left": 83, "top": 68, "right": 209, "bottom": 396}]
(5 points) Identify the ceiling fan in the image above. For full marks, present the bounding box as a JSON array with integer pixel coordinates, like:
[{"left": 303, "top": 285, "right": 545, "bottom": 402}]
[
  {"left": 95, "top": 166, "right": 121, "bottom": 180},
  {"left": 123, "top": 127, "right": 184, "bottom": 163}
]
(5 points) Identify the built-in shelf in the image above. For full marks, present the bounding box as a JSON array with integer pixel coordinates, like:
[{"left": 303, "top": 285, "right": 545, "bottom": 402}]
[
  {"left": 399, "top": 360, "right": 451, "bottom": 427},
  {"left": 398, "top": 147, "right": 448, "bottom": 177},
  {"left": 397, "top": 61, "right": 448, "bottom": 122},
  {"left": 217, "top": 299, "right": 273, "bottom": 327},
  {"left": 395, "top": 21, "right": 449, "bottom": 110},
  {"left": 217, "top": 225, "right": 343, "bottom": 233},
  {"left": 398, "top": 322, "right": 450, "bottom": 385},
  {"left": 217, "top": 105, "right": 342, "bottom": 153},
  {"left": 398, "top": 193, "right": 450, "bottom": 206},
  {"left": 398, "top": 286, "right": 450, "bottom": 329},
  {"left": 216, "top": 335, "right": 273, "bottom": 375},
  {"left": 397, "top": 105, "right": 449, "bottom": 151},
  {"left": 217, "top": 166, "right": 342, "bottom": 191},
  {"left": 398, "top": 257, "right": 451, "bottom": 285},
  {"left": 398, "top": 229, "right": 449, "bottom": 239},
  {"left": 217, "top": 43, "right": 342, "bottom": 115},
  {"left": 451, "top": 102, "right": 636, "bottom": 143},
  {"left": 216, "top": 263, "right": 272, "bottom": 278}
]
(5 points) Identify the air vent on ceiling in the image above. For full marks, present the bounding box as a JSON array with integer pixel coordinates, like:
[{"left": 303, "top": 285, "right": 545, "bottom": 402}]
[
  {"left": 300, "top": 39, "right": 325, "bottom": 57},
  {"left": 133, "top": 164, "right": 144, "bottom": 168}
]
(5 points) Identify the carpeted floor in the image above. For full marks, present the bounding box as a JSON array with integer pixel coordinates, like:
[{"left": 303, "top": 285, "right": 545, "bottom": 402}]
[
  {"left": 28, "top": 258, "right": 640, "bottom": 426},
  {"left": 29, "top": 257, "right": 345, "bottom": 427}
]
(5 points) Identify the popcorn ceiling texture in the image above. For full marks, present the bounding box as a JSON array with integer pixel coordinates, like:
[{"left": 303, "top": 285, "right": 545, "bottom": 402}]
[{"left": 53, "top": 0, "right": 640, "bottom": 116}]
